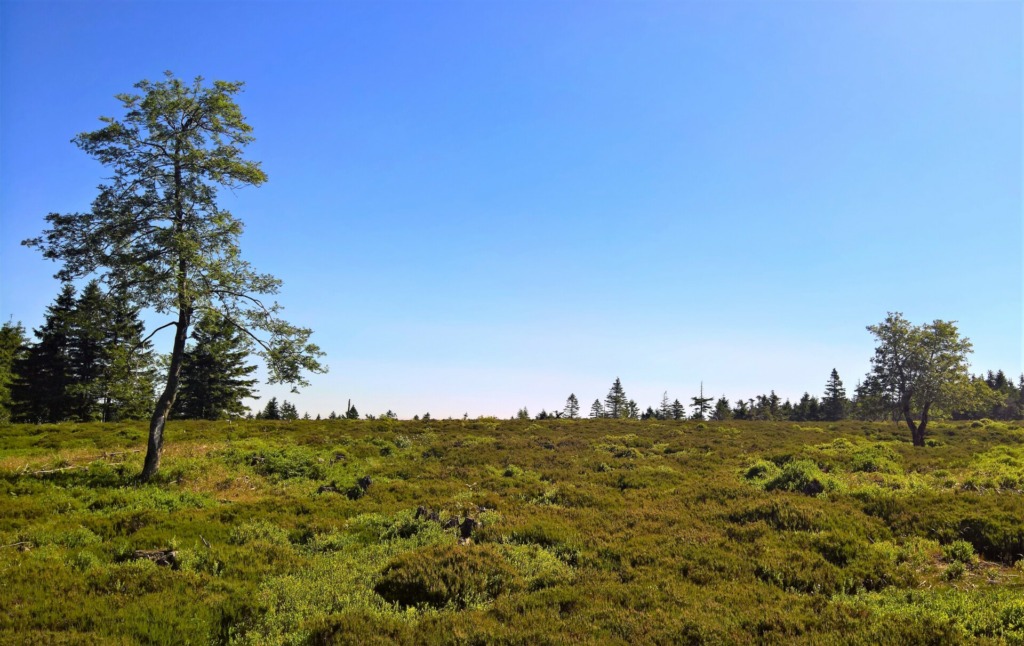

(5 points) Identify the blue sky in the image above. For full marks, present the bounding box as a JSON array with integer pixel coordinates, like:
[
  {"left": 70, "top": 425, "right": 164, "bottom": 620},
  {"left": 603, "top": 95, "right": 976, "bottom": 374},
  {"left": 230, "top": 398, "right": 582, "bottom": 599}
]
[{"left": 1, "top": 1, "right": 1021, "bottom": 418}]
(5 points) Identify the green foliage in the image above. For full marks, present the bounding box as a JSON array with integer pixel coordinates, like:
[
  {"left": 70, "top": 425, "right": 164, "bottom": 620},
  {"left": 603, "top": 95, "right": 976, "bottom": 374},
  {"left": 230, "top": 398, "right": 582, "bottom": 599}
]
[
  {"left": 0, "top": 418, "right": 1022, "bottom": 644},
  {"left": 175, "top": 312, "right": 259, "bottom": 420},
  {"left": 763, "top": 459, "right": 841, "bottom": 496},
  {"left": 22, "top": 73, "right": 326, "bottom": 480},
  {"left": 374, "top": 544, "right": 520, "bottom": 609},
  {"left": 942, "top": 540, "right": 978, "bottom": 566},
  {"left": 0, "top": 320, "right": 28, "bottom": 424},
  {"left": 864, "top": 312, "right": 975, "bottom": 446}
]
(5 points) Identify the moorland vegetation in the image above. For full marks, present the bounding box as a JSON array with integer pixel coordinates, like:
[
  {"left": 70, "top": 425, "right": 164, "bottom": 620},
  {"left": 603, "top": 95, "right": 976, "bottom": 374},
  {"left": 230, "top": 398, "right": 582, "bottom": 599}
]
[{"left": 1, "top": 417, "right": 1023, "bottom": 644}]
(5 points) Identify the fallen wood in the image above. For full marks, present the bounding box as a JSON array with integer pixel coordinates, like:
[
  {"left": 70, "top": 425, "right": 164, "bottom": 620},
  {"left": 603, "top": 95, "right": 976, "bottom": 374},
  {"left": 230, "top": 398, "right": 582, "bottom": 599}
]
[
  {"left": 130, "top": 549, "right": 178, "bottom": 568},
  {"left": 30, "top": 465, "right": 85, "bottom": 475},
  {"left": 25, "top": 449, "right": 143, "bottom": 476},
  {"left": 0, "top": 541, "right": 33, "bottom": 551}
]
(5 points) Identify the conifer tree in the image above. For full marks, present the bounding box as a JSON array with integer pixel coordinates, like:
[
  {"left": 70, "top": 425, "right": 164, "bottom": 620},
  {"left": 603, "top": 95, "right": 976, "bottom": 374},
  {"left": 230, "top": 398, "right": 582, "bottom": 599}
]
[
  {"left": 98, "top": 288, "right": 157, "bottom": 421},
  {"left": 12, "top": 284, "right": 77, "bottom": 423},
  {"left": 658, "top": 391, "right": 672, "bottom": 420},
  {"left": 690, "top": 382, "right": 713, "bottom": 420},
  {"left": 590, "top": 399, "right": 605, "bottom": 418},
  {"left": 712, "top": 397, "right": 731, "bottom": 421},
  {"left": 175, "top": 312, "right": 258, "bottom": 420},
  {"left": 671, "top": 398, "right": 685, "bottom": 420},
  {"left": 0, "top": 321, "right": 28, "bottom": 423},
  {"left": 604, "top": 378, "right": 628, "bottom": 419},
  {"left": 280, "top": 400, "right": 299, "bottom": 420},
  {"left": 563, "top": 393, "right": 580, "bottom": 419},
  {"left": 732, "top": 399, "right": 750, "bottom": 420},
  {"left": 793, "top": 393, "right": 821, "bottom": 422},
  {"left": 821, "top": 368, "right": 848, "bottom": 421},
  {"left": 67, "top": 280, "right": 108, "bottom": 420},
  {"left": 626, "top": 399, "right": 640, "bottom": 419},
  {"left": 261, "top": 397, "right": 281, "bottom": 420}
]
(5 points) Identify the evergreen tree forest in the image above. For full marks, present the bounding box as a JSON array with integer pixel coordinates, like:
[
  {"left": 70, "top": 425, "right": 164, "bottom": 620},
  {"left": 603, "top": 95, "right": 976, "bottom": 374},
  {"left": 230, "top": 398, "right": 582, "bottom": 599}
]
[{"left": 8, "top": 282, "right": 156, "bottom": 423}]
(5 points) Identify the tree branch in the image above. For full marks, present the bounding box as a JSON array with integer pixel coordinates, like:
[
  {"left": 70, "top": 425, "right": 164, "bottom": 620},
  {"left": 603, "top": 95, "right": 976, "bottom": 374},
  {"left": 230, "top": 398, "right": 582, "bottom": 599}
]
[{"left": 140, "top": 320, "right": 178, "bottom": 346}]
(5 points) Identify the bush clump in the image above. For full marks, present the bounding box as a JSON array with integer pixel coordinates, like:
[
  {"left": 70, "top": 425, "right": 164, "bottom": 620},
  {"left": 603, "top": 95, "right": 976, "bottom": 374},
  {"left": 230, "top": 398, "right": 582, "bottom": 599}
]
[
  {"left": 764, "top": 460, "right": 839, "bottom": 496},
  {"left": 374, "top": 544, "right": 520, "bottom": 609},
  {"left": 942, "top": 540, "right": 978, "bottom": 566}
]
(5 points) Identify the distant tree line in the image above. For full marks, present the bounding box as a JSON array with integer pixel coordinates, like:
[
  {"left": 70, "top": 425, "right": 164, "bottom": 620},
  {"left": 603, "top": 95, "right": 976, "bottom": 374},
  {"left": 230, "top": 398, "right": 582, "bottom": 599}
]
[
  {"left": 525, "top": 363, "right": 1024, "bottom": 425},
  {"left": 3, "top": 300, "right": 1022, "bottom": 430}
]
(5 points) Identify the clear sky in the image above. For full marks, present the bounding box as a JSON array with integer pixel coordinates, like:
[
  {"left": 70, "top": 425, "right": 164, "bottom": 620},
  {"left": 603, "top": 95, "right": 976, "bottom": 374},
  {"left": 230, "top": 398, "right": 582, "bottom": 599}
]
[{"left": 1, "top": 1, "right": 1021, "bottom": 419}]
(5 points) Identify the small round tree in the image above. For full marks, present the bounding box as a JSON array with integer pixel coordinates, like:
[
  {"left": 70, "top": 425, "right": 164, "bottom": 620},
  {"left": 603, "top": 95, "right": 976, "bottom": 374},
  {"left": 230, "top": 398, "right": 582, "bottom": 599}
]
[{"left": 863, "top": 312, "right": 973, "bottom": 446}]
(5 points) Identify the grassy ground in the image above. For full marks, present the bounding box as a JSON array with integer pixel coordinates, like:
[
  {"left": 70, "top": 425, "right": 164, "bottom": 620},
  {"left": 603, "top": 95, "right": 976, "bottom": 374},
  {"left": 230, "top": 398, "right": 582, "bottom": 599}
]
[{"left": 1, "top": 417, "right": 1023, "bottom": 645}]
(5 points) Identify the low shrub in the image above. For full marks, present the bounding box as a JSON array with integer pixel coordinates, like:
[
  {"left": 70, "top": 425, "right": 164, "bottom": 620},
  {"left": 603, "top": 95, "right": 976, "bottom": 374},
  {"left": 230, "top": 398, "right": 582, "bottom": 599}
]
[
  {"left": 373, "top": 544, "right": 520, "bottom": 609},
  {"left": 942, "top": 540, "right": 977, "bottom": 566},
  {"left": 764, "top": 460, "right": 840, "bottom": 496}
]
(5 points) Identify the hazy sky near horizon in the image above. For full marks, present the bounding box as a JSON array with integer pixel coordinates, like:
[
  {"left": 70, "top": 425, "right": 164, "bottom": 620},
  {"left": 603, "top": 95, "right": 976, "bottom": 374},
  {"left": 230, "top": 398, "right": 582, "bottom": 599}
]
[{"left": 1, "top": 1, "right": 1021, "bottom": 418}]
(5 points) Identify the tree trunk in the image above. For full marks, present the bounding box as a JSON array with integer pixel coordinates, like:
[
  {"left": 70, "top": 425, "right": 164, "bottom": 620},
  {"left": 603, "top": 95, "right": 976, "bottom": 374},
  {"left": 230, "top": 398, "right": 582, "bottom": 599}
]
[
  {"left": 140, "top": 306, "right": 190, "bottom": 481},
  {"left": 915, "top": 402, "right": 931, "bottom": 447},
  {"left": 901, "top": 400, "right": 923, "bottom": 447},
  {"left": 902, "top": 400, "right": 931, "bottom": 447}
]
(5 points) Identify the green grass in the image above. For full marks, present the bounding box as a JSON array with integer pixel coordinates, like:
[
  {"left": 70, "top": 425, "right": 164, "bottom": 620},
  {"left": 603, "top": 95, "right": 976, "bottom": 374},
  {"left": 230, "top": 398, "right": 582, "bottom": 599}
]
[{"left": 0, "top": 418, "right": 1022, "bottom": 644}]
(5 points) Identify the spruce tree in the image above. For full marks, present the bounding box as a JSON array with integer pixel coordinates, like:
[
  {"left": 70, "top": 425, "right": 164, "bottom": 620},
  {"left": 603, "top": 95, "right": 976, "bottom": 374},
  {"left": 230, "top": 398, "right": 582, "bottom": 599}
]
[
  {"left": 12, "top": 284, "right": 77, "bottom": 423},
  {"left": 690, "top": 383, "right": 713, "bottom": 420},
  {"left": 67, "top": 280, "right": 108, "bottom": 420},
  {"left": 262, "top": 397, "right": 281, "bottom": 420},
  {"left": 0, "top": 321, "right": 28, "bottom": 423},
  {"left": 604, "top": 378, "right": 628, "bottom": 419},
  {"left": 670, "top": 398, "right": 685, "bottom": 420},
  {"left": 345, "top": 401, "right": 359, "bottom": 419},
  {"left": 658, "top": 391, "right": 672, "bottom": 420},
  {"left": 792, "top": 393, "right": 820, "bottom": 421},
  {"left": 590, "top": 399, "right": 605, "bottom": 418},
  {"left": 821, "top": 368, "right": 848, "bottom": 422},
  {"left": 563, "top": 393, "right": 580, "bottom": 419},
  {"left": 732, "top": 399, "right": 750, "bottom": 420},
  {"left": 280, "top": 400, "right": 299, "bottom": 420},
  {"left": 626, "top": 399, "right": 640, "bottom": 419},
  {"left": 175, "top": 312, "right": 258, "bottom": 420},
  {"left": 99, "top": 292, "right": 156, "bottom": 421},
  {"left": 712, "top": 397, "right": 731, "bottom": 421}
]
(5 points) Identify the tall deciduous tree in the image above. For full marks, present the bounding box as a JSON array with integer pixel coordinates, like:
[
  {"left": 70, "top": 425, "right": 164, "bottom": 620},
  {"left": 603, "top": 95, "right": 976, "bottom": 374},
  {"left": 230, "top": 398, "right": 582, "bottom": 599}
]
[
  {"left": 863, "top": 312, "right": 973, "bottom": 446},
  {"left": 175, "top": 312, "right": 258, "bottom": 420},
  {"left": 23, "top": 74, "right": 325, "bottom": 480}
]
